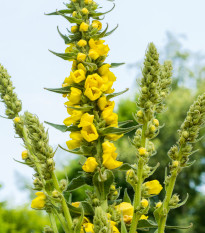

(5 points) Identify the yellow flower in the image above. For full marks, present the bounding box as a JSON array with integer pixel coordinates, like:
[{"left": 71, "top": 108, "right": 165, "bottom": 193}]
[
  {"left": 115, "top": 202, "right": 133, "bottom": 223},
  {"left": 78, "top": 113, "right": 94, "bottom": 128},
  {"left": 89, "top": 39, "right": 110, "bottom": 57},
  {"left": 140, "top": 215, "right": 148, "bottom": 220},
  {"left": 84, "top": 0, "right": 93, "bottom": 4},
  {"left": 71, "top": 25, "right": 78, "bottom": 33},
  {"left": 64, "top": 76, "right": 74, "bottom": 85},
  {"left": 97, "top": 96, "right": 114, "bottom": 111},
  {"left": 72, "top": 60, "right": 77, "bottom": 70},
  {"left": 101, "top": 106, "right": 118, "bottom": 126},
  {"left": 84, "top": 86, "right": 102, "bottom": 101},
  {"left": 153, "top": 119, "right": 159, "bottom": 127},
  {"left": 102, "top": 141, "right": 123, "bottom": 169},
  {"left": 78, "top": 63, "right": 86, "bottom": 73},
  {"left": 31, "top": 192, "right": 46, "bottom": 209},
  {"left": 85, "top": 73, "right": 103, "bottom": 89},
  {"left": 89, "top": 49, "right": 100, "bottom": 60},
  {"left": 80, "top": 22, "right": 89, "bottom": 32},
  {"left": 105, "top": 133, "right": 124, "bottom": 141},
  {"left": 82, "top": 8, "right": 89, "bottom": 15},
  {"left": 77, "top": 53, "right": 87, "bottom": 62},
  {"left": 70, "top": 69, "right": 86, "bottom": 83},
  {"left": 68, "top": 87, "right": 82, "bottom": 104},
  {"left": 110, "top": 221, "right": 120, "bottom": 233},
  {"left": 77, "top": 39, "right": 87, "bottom": 47},
  {"left": 64, "top": 101, "right": 75, "bottom": 115},
  {"left": 22, "top": 150, "right": 28, "bottom": 160},
  {"left": 66, "top": 131, "right": 83, "bottom": 150},
  {"left": 72, "top": 202, "right": 80, "bottom": 208},
  {"left": 64, "top": 110, "right": 83, "bottom": 126},
  {"left": 98, "top": 64, "right": 111, "bottom": 75},
  {"left": 81, "top": 223, "right": 94, "bottom": 233},
  {"left": 14, "top": 117, "right": 20, "bottom": 123},
  {"left": 82, "top": 157, "right": 98, "bottom": 172},
  {"left": 92, "top": 20, "right": 102, "bottom": 30},
  {"left": 144, "top": 180, "right": 163, "bottom": 195},
  {"left": 141, "top": 199, "right": 149, "bottom": 208},
  {"left": 81, "top": 124, "right": 99, "bottom": 142},
  {"left": 65, "top": 44, "right": 75, "bottom": 53}
]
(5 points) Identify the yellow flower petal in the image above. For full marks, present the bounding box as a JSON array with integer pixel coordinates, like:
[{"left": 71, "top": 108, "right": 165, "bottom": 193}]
[
  {"left": 81, "top": 124, "right": 99, "bottom": 142},
  {"left": 82, "top": 157, "right": 98, "bottom": 172}
]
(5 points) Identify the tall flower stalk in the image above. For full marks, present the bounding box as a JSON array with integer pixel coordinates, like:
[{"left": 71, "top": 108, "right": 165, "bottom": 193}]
[{"left": 1, "top": 0, "right": 205, "bottom": 232}]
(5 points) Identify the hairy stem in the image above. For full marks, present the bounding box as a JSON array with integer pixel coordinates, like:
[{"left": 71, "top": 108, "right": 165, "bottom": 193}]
[
  {"left": 49, "top": 213, "right": 59, "bottom": 233},
  {"left": 129, "top": 122, "right": 147, "bottom": 233}
]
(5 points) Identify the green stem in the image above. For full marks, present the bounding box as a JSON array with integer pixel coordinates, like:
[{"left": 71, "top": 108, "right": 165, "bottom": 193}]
[
  {"left": 158, "top": 172, "right": 177, "bottom": 233},
  {"left": 51, "top": 172, "right": 73, "bottom": 232},
  {"left": 54, "top": 210, "right": 70, "bottom": 233},
  {"left": 49, "top": 213, "right": 59, "bottom": 233},
  {"left": 129, "top": 123, "right": 147, "bottom": 233}
]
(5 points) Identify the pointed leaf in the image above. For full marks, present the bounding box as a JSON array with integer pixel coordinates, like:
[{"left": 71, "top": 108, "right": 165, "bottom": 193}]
[
  {"left": 57, "top": 26, "right": 70, "bottom": 44},
  {"left": 74, "top": 207, "right": 84, "bottom": 233},
  {"left": 106, "top": 88, "right": 129, "bottom": 100},
  {"left": 123, "top": 188, "right": 131, "bottom": 203},
  {"left": 100, "top": 125, "right": 138, "bottom": 135},
  {"left": 68, "top": 105, "right": 94, "bottom": 111},
  {"left": 45, "top": 121, "right": 79, "bottom": 132},
  {"left": 94, "top": 24, "right": 109, "bottom": 39},
  {"left": 49, "top": 50, "right": 76, "bottom": 60},
  {"left": 121, "top": 214, "right": 128, "bottom": 233},
  {"left": 56, "top": 12, "right": 82, "bottom": 24},
  {"left": 105, "top": 24, "right": 118, "bottom": 37},
  {"left": 118, "top": 120, "right": 133, "bottom": 127},
  {"left": 91, "top": 4, "right": 115, "bottom": 17},
  {"left": 58, "top": 144, "right": 83, "bottom": 155},
  {"left": 81, "top": 201, "right": 95, "bottom": 215},
  {"left": 170, "top": 193, "right": 189, "bottom": 209},
  {"left": 110, "top": 62, "right": 125, "bottom": 68},
  {"left": 45, "top": 9, "right": 73, "bottom": 16},
  {"left": 117, "top": 163, "right": 132, "bottom": 171},
  {"left": 67, "top": 176, "right": 87, "bottom": 192},
  {"left": 44, "top": 86, "right": 72, "bottom": 94}
]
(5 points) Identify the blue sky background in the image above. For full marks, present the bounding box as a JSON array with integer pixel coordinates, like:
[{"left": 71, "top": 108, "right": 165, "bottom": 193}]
[{"left": 1, "top": 0, "right": 205, "bottom": 205}]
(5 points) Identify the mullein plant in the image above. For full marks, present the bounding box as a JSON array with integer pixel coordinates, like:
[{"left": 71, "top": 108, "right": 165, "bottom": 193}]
[{"left": 0, "top": 0, "right": 204, "bottom": 233}]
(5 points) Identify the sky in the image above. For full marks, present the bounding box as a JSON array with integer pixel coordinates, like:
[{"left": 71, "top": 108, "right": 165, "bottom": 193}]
[{"left": 1, "top": 0, "right": 205, "bottom": 206}]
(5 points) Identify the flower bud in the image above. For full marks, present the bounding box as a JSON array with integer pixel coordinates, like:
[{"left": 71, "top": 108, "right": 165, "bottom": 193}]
[
  {"left": 22, "top": 150, "right": 28, "bottom": 160},
  {"left": 141, "top": 199, "right": 149, "bottom": 208},
  {"left": 82, "top": 8, "right": 89, "bottom": 15},
  {"left": 14, "top": 117, "right": 21, "bottom": 123},
  {"left": 52, "top": 190, "right": 60, "bottom": 198},
  {"left": 153, "top": 119, "right": 159, "bottom": 127},
  {"left": 71, "top": 25, "right": 78, "bottom": 33},
  {"left": 138, "top": 147, "right": 147, "bottom": 156},
  {"left": 156, "top": 201, "right": 162, "bottom": 208},
  {"left": 172, "top": 161, "right": 179, "bottom": 167},
  {"left": 59, "top": 179, "right": 68, "bottom": 191}
]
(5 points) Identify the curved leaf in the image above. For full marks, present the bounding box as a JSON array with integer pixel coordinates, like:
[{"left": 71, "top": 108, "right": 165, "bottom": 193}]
[
  {"left": 106, "top": 88, "right": 129, "bottom": 100},
  {"left": 49, "top": 50, "right": 76, "bottom": 60},
  {"left": 57, "top": 26, "right": 70, "bottom": 44},
  {"left": 45, "top": 9, "right": 73, "bottom": 16},
  {"left": 44, "top": 121, "right": 79, "bottom": 132},
  {"left": 110, "top": 62, "right": 125, "bottom": 68},
  {"left": 100, "top": 125, "right": 138, "bottom": 135}
]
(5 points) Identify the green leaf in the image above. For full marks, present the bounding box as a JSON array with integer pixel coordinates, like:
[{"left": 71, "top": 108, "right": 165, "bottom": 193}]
[
  {"left": 68, "top": 105, "right": 94, "bottom": 111},
  {"left": 110, "top": 62, "right": 125, "bottom": 68},
  {"left": 44, "top": 121, "right": 79, "bottom": 132},
  {"left": 105, "top": 24, "right": 118, "bottom": 37},
  {"left": 81, "top": 201, "right": 95, "bottom": 215},
  {"left": 117, "top": 163, "right": 132, "bottom": 171},
  {"left": 49, "top": 50, "right": 76, "bottom": 60},
  {"left": 94, "top": 24, "right": 109, "bottom": 39},
  {"left": 67, "top": 176, "right": 87, "bottom": 192},
  {"left": 44, "top": 86, "right": 72, "bottom": 94},
  {"left": 74, "top": 207, "right": 84, "bottom": 233},
  {"left": 58, "top": 144, "right": 83, "bottom": 155},
  {"left": 137, "top": 219, "right": 193, "bottom": 230},
  {"left": 56, "top": 12, "right": 82, "bottom": 24},
  {"left": 121, "top": 214, "right": 128, "bottom": 233},
  {"left": 123, "top": 188, "right": 131, "bottom": 203},
  {"left": 91, "top": 4, "right": 115, "bottom": 17},
  {"left": 45, "top": 9, "right": 73, "bottom": 16},
  {"left": 100, "top": 125, "right": 138, "bottom": 135},
  {"left": 57, "top": 26, "right": 70, "bottom": 44},
  {"left": 106, "top": 88, "right": 129, "bottom": 100},
  {"left": 118, "top": 120, "right": 133, "bottom": 127},
  {"left": 170, "top": 193, "right": 189, "bottom": 209}
]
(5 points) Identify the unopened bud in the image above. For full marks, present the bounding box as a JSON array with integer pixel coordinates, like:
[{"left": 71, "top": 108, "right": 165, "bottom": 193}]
[
  {"left": 14, "top": 117, "right": 20, "bottom": 123},
  {"left": 149, "top": 125, "right": 156, "bottom": 133},
  {"left": 137, "top": 110, "right": 144, "bottom": 118},
  {"left": 156, "top": 201, "right": 162, "bottom": 208},
  {"left": 141, "top": 199, "right": 149, "bottom": 208},
  {"left": 22, "top": 150, "right": 28, "bottom": 160},
  {"left": 52, "top": 190, "right": 60, "bottom": 198},
  {"left": 153, "top": 119, "right": 159, "bottom": 127},
  {"left": 138, "top": 147, "right": 147, "bottom": 156},
  {"left": 172, "top": 161, "right": 179, "bottom": 167},
  {"left": 110, "top": 185, "right": 116, "bottom": 191},
  {"left": 59, "top": 179, "right": 68, "bottom": 191}
]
